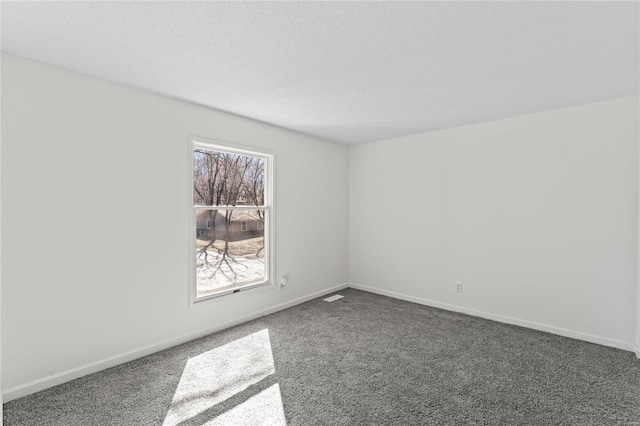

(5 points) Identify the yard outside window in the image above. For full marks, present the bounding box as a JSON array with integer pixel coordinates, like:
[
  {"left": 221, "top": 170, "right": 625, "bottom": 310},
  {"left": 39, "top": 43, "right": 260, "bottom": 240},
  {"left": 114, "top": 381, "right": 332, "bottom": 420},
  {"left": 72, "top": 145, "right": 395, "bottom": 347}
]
[{"left": 191, "top": 139, "right": 273, "bottom": 302}]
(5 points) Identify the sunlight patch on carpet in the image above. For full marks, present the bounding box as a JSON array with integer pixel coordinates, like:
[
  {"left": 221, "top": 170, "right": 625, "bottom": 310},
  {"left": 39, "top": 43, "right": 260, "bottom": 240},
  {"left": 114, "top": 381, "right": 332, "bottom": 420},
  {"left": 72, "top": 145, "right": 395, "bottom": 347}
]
[
  {"left": 208, "top": 383, "right": 286, "bottom": 425},
  {"left": 163, "top": 329, "right": 277, "bottom": 425}
]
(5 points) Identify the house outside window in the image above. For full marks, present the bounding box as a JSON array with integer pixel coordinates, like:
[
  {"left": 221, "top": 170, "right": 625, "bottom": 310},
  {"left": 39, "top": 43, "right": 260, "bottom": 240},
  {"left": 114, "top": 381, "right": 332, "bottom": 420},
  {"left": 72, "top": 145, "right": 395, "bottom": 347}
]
[{"left": 190, "top": 137, "right": 274, "bottom": 304}]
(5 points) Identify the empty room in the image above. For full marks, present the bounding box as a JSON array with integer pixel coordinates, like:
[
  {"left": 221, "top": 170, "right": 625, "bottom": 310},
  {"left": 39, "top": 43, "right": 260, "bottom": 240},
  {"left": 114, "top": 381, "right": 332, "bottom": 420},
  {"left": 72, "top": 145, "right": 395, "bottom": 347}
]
[{"left": 1, "top": 1, "right": 639, "bottom": 425}]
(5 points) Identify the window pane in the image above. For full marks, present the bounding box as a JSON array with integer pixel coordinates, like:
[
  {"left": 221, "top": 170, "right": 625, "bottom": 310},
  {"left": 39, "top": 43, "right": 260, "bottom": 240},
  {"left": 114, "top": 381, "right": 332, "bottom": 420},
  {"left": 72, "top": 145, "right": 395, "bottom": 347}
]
[
  {"left": 193, "top": 148, "right": 264, "bottom": 206},
  {"left": 195, "top": 209, "right": 265, "bottom": 298}
]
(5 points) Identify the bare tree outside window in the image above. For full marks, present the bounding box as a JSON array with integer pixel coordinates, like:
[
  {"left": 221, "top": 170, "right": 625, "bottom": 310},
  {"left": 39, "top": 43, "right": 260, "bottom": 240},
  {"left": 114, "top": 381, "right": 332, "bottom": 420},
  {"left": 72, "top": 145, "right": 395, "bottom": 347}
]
[{"left": 193, "top": 145, "right": 269, "bottom": 299}]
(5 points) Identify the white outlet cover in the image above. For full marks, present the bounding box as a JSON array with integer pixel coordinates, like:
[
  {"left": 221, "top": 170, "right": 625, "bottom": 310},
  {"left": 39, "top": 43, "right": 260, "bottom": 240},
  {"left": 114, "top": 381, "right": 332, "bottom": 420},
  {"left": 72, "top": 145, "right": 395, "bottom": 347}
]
[{"left": 323, "top": 294, "right": 344, "bottom": 302}]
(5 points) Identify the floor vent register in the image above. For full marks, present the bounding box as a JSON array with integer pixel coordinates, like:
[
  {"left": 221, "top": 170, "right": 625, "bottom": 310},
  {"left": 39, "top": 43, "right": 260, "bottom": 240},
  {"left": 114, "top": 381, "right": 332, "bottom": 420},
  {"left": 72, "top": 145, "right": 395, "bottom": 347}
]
[{"left": 323, "top": 294, "right": 344, "bottom": 302}]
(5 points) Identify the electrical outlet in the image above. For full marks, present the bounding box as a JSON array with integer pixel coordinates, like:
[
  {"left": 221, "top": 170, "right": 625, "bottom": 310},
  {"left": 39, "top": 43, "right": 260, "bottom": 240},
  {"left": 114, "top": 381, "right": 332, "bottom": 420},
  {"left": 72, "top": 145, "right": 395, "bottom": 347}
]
[{"left": 455, "top": 281, "right": 463, "bottom": 292}]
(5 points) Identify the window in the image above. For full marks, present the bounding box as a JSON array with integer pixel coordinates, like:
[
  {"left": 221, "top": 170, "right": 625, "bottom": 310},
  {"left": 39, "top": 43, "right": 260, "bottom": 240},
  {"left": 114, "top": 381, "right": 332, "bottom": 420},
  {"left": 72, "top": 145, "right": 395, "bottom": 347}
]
[{"left": 190, "top": 138, "right": 273, "bottom": 303}]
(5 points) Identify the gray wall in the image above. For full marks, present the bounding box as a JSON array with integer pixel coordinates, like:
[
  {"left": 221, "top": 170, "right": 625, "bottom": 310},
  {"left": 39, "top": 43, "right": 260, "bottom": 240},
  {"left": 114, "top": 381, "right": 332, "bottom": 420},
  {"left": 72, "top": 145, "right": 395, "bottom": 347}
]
[
  {"left": 349, "top": 96, "right": 639, "bottom": 350},
  {"left": 1, "top": 53, "right": 349, "bottom": 396}
]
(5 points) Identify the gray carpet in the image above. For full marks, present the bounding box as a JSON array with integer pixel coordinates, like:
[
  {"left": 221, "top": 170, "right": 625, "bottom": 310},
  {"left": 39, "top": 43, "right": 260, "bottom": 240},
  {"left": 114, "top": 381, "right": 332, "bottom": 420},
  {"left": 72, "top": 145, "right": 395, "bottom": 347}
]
[{"left": 4, "top": 288, "right": 640, "bottom": 425}]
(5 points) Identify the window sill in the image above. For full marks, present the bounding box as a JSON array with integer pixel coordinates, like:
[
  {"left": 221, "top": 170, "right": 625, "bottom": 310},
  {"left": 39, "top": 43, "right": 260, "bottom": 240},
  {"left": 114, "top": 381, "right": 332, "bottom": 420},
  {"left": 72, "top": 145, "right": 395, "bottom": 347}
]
[{"left": 189, "top": 280, "right": 275, "bottom": 308}]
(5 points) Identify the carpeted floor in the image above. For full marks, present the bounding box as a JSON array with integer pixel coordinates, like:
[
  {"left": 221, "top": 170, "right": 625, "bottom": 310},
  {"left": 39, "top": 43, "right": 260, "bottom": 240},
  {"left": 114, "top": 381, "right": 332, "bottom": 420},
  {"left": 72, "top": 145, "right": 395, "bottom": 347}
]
[{"left": 4, "top": 288, "right": 640, "bottom": 425}]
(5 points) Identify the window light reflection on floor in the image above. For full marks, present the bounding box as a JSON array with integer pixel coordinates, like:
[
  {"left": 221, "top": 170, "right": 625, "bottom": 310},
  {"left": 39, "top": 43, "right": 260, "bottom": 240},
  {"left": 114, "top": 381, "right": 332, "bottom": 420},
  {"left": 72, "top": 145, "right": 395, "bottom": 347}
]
[
  {"left": 162, "top": 329, "right": 285, "bottom": 425},
  {"left": 209, "top": 383, "right": 286, "bottom": 425}
]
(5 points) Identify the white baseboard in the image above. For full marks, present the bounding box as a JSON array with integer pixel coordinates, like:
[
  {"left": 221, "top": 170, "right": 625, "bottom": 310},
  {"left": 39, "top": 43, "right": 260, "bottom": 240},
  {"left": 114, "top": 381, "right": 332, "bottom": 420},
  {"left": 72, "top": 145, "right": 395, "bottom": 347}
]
[
  {"left": 348, "top": 282, "right": 637, "bottom": 354},
  {"left": 3, "top": 282, "right": 349, "bottom": 402}
]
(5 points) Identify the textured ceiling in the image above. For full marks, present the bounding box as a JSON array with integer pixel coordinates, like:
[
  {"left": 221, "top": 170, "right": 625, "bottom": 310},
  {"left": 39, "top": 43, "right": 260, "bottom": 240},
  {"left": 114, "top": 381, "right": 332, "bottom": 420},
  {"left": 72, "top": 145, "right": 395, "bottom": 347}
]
[{"left": 2, "top": 1, "right": 638, "bottom": 144}]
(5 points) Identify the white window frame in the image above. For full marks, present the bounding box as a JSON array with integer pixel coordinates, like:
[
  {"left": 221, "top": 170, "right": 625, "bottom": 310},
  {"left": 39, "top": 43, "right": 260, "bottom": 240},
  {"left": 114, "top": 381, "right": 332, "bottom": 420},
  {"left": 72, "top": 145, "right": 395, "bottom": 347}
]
[
  {"left": 188, "top": 137, "right": 275, "bottom": 306},
  {"left": 241, "top": 221, "right": 248, "bottom": 231}
]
